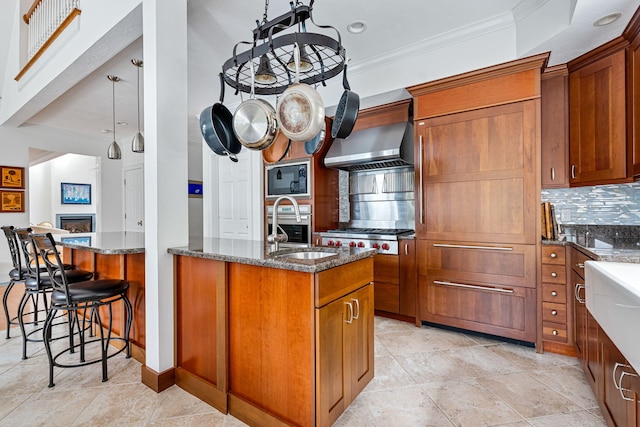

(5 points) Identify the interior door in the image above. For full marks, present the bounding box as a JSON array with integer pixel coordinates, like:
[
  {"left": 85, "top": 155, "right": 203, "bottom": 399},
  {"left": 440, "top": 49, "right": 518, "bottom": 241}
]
[{"left": 125, "top": 166, "right": 144, "bottom": 232}]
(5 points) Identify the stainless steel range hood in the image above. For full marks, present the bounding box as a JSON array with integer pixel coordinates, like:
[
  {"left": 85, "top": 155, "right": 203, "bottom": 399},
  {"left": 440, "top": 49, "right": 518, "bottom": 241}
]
[{"left": 324, "top": 121, "right": 414, "bottom": 171}]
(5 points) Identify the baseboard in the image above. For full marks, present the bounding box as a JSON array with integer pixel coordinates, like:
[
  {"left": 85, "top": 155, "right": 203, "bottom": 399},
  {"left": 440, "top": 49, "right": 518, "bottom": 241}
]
[{"left": 141, "top": 365, "right": 175, "bottom": 392}]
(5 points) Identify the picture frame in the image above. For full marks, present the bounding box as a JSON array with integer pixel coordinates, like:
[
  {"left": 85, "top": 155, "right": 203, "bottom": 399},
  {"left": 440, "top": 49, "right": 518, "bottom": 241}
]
[
  {"left": 61, "top": 236, "right": 92, "bottom": 246},
  {"left": 61, "top": 182, "right": 92, "bottom": 205},
  {"left": 0, "top": 190, "right": 25, "bottom": 212},
  {"left": 188, "top": 180, "right": 203, "bottom": 198},
  {"left": 1, "top": 166, "right": 25, "bottom": 189}
]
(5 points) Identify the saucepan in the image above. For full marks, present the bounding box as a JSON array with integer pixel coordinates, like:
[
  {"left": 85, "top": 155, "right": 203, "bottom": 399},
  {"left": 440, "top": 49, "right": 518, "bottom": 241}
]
[
  {"left": 304, "top": 116, "right": 332, "bottom": 156},
  {"left": 277, "top": 42, "right": 325, "bottom": 142},
  {"left": 200, "top": 73, "right": 241, "bottom": 162}
]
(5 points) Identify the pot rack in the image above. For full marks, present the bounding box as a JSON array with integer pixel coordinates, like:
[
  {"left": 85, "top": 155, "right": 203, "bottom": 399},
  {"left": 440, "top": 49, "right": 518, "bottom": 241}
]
[{"left": 221, "top": 0, "right": 347, "bottom": 96}]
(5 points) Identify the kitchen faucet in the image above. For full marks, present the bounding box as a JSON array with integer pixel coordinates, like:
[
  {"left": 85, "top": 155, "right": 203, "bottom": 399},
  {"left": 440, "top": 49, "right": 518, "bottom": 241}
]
[{"left": 268, "top": 195, "right": 301, "bottom": 251}]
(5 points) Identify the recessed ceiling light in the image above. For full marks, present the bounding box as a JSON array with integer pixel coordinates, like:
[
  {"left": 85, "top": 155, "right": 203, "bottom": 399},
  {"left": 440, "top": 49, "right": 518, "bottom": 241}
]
[
  {"left": 347, "top": 20, "right": 367, "bottom": 34},
  {"left": 117, "top": 121, "right": 128, "bottom": 126},
  {"left": 593, "top": 13, "right": 621, "bottom": 27}
]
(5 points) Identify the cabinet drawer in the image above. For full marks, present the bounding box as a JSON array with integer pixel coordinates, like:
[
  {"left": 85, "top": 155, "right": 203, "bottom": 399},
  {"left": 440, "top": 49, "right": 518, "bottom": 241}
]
[
  {"left": 542, "top": 301, "right": 567, "bottom": 323},
  {"left": 374, "top": 254, "right": 399, "bottom": 284},
  {"left": 418, "top": 240, "right": 536, "bottom": 288},
  {"left": 373, "top": 282, "right": 399, "bottom": 313},
  {"left": 542, "top": 321, "right": 568, "bottom": 343},
  {"left": 571, "top": 249, "right": 591, "bottom": 277},
  {"left": 541, "top": 283, "right": 567, "bottom": 303},
  {"left": 542, "top": 246, "right": 566, "bottom": 265},
  {"left": 541, "top": 264, "right": 566, "bottom": 284}
]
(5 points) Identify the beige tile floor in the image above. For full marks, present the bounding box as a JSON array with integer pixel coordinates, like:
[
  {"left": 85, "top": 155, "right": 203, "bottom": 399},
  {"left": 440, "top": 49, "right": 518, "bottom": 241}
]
[{"left": 0, "top": 315, "right": 606, "bottom": 426}]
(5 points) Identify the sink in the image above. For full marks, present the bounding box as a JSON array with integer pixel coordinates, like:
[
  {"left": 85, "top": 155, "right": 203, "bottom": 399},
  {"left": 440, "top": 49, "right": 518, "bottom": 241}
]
[
  {"left": 586, "top": 261, "right": 640, "bottom": 372},
  {"left": 270, "top": 249, "right": 340, "bottom": 264}
]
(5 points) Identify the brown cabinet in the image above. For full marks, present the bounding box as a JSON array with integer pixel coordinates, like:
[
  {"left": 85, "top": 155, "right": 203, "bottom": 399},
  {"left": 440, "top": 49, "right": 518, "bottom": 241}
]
[
  {"left": 399, "top": 239, "right": 417, "bottom": 319},
  {"left": 569, "top": 47, "right": 628, "bottom": 186},
  {"left": 373, "top": 253, "right": 400, "bottom": 313},
  {"left": 541, "top": 65, "right": 570, "bottom": 188},
  {"left": 317, "top": 284, "right": 374, "bottom": 427},
  {"left": 540, "top": 245, "right": 575, "bottom": 354},
  {"left": 629, "top": 23, "right": 640, "bottom": 177}
]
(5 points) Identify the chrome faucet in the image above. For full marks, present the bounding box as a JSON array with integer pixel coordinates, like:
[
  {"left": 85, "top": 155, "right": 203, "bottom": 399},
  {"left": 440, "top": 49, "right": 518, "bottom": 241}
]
[{"left": 268, "top": 195, "right": 301, "bottom": 251}]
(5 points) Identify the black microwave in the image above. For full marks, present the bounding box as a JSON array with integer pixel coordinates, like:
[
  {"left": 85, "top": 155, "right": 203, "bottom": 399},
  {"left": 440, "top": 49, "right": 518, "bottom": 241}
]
[{"left": 265, "top": 161, "right": 310, "bottom": 199}]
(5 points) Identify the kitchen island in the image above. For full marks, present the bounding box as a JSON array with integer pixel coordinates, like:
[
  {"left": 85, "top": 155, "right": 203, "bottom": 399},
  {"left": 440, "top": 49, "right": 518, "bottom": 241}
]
[
  {"left": 54, "top": 232, "right": 146, "bottom": 363},
  {"left": 168, "top": 238, "right": 375, "bottom": 427}
]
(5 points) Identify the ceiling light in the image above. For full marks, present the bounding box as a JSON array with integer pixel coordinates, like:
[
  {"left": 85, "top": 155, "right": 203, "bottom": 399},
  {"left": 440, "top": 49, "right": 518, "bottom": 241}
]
[
  {"left": 255, "top": 54, "right": 277, "bottom": 85},
  {"left": 286, "top": 44, "right": 314, "bottom": 73},
  {"left": 131, "top": 58, "right": 144, "bottom": 153},
  {"left": 107, "top": 75, "right": 122, "bottom": 160},
  {"left": 347, "top": 20, "right": 367, "bottom": 34},
  {"left": 593, "top": 13, "right": 621, "bottom": 27}
]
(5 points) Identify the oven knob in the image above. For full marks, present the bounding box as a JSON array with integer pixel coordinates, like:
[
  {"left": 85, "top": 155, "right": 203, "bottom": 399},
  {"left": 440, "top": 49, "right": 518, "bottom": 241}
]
[
  {"left": 357, "top": 242, "right": 364, "bottom": 248},
  {"left": 327, "top": 240, "right": 334, "bottom": 246},
  {"left": 335, "top": 241, "right": 342, "bottom": 247},
  {"left": 372, "top": 243, "right": 380, "bottom": 249},
  {"left": 381, "top": 243, "right": 390, "bottom": 251},
  {"left": 349, "top": 241, "right": 356, "bottom": 248}
]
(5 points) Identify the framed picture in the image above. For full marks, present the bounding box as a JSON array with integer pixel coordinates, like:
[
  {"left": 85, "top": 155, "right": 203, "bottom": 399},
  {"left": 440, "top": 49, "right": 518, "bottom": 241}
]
[
  {"left": 1, "top": 166, "right": 25, "bottom": 189},
  {"left": 61, "top": 236, "right": 92, "bottom": 246},
  {"left": 0, "top": 190, "right": 25, "bottom": 212},
  {"left": 61, "top": 182, "right": 91, "bottom": 205},
  {"left": 188, "top": 180, "right": 203, "bottom": 198}
]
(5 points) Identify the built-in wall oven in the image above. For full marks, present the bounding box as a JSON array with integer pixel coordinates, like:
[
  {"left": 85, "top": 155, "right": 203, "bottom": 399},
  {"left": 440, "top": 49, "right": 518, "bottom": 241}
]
[
  {"left": 266, "top": 204, "right": 312, "bottom": 247},
  {"left": 265, "top": 160, "right": 310, "bottom": 199}
]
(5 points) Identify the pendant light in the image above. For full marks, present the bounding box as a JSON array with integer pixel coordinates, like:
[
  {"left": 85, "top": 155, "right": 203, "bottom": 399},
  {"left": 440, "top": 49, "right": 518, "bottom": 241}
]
[
  {"left": 255, "top": 54, "right": 277, "bottom": 85},
  {"left": 131, "top": 58, "right": 144, "bottom": 152},
  {"left": 107, "top": 75, "right": 121, "bottom": 160}
]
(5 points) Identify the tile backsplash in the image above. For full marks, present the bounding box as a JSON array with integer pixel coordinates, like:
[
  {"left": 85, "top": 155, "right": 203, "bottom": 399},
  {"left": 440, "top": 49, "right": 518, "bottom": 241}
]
[{"left": 542, "top": 182, "right": 640, "bottom": 225}]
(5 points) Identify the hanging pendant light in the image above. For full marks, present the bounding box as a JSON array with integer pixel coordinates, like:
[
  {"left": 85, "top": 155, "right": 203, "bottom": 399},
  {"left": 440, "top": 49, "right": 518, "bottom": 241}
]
[
  {"left": 286, "top": 44, "right": 313, "bottom": 73},
  {"left": 131, "top": 58, "right": 144, "bottom": 153},
  {"left": 107, "top": 75, "right": 121, "bottom": 160},
  {"left": 255, "top": 54, "right": 277, "bottom": 85}
]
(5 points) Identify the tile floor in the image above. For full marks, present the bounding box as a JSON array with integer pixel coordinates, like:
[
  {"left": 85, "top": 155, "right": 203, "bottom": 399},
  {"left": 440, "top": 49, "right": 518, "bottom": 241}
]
[{"left": 0, "top": 308, "right": 606, "bottom": 426}]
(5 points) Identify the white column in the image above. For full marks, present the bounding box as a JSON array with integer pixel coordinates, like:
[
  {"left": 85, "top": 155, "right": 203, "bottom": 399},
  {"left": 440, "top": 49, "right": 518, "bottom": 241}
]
[{"left": 142, "top": 0, "right": 188, "bottom": 375}]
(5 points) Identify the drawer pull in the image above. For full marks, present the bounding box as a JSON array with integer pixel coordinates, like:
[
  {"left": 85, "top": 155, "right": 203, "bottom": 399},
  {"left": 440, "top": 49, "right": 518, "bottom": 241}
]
[
  {"left": 433, "top": 280, "right": 514, "bottom": 294},
  {"left": 550, "top": 252, "right": 557, "bottom": 258},
  {"left": 576, "top": 262, "right": 584, "bottom": 269},
  {"left": 575, "top": 283, "right": 585, "bottom": 304},
  {"left": 551, "top": 310, "right": 558, "bottom": 316},
  {"left": 552, "top": 330, "right": 558, "bottom": 336},
  {"left": 433, "top": 243, "right": 513, "bottom": 251},
  {"left": 550, "top": 272, "right": 557, "bottom": 278},
  {"left": 551, "top": 291, "right": 558, "bottom": 297},
  {"left": 613, "top": 363, "right": 638, "bottom": 401}
]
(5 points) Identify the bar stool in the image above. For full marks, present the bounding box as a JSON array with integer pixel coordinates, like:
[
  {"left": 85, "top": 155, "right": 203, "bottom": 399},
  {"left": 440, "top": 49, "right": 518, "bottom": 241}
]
[
  {"left": 31, "top": 233, "right": 132, "bottom": 387},
  {"left": 2, "top": 226, "right": 27, "bottom": 339},
  {"left": 14, "top": 228, "right": 93, "bottom": 359}
]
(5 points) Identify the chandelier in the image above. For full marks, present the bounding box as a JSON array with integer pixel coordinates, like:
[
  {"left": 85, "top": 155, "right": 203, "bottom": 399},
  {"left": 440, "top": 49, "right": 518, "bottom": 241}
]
[{"left": 221, "top": 0, "right": 347, "bottom": 96}]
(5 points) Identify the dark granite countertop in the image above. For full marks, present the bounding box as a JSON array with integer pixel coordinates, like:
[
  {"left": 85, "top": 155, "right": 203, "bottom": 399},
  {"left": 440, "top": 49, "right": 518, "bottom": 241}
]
[
  {"left": 542, "top": 225, "right": 640, "bottom": 263},
  {"left": 53, "top": 232, "right": 145, "bottom": 255},
  {"left": 168, "top": 237, "right": 376, "bottom": 273}
]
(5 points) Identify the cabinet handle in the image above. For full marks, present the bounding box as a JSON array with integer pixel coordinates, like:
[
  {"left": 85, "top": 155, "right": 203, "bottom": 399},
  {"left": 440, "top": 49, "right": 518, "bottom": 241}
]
[
  {"left": 344, "top": 302, "right": 353, "bottom": 324},
  {"left": 433, "top": 280, "right": 514, "bottom": 294},
  {"left": 571, "top": 164, "right": 576, "bottom": 179},
  {"left": 433, "top": 243, "right": 513, "bottom": 251},
  {"left": 551, "top": 272, "right": 557, "bottom": 278},
  {"left": 404, "top": 243, "right": 409, "bottom": 256},
  {"left": 575, "top": 283, "right": 585, "bottom": 304},
  {"left": 551, "top": 291, "right": 558, "bottom": 297},
  {"left": 552, "top": 330, "right": 558, "bottom": 336},
  {"left": 351, "top": 298, "right": 360, "bottom": 320},
  {"left": 551, "top": 167, "right": 555, "bottom": 181},
  {"left": 576, "top": 262, "right": 584, "bottom": 269},
  {"left": 419, "top": 134, "right": 424, "bottom": 225},
  {"left": 619, "top": 370, "right": 639, "bottom": 401},
  {"left": 551, "top": 310, "right": 558, "bottom": 316},
  {"left": 550, "top": 253, "right": 557, "bottom": 258}
]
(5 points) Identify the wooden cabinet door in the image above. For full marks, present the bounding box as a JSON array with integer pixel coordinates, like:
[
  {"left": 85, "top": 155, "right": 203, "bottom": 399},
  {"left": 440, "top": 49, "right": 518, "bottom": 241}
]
[
  {"left": 346, "top": 285, "right": 375, "bottom": 399},
  {"left": 572, "top": 269, "right": 587, "bottom": 362},
  {"left": 628, "top": 32, "right": 640, "bottom": 177},
  {"left": 541, "top": 67, "right": 570, "bottom": 188},
  {"left": 601, "top": 330, "right": 630, "bottom": 427},
  {"left": 569, "top": 49, "right": 627, "bottom": 185},
  {"left": 586, "top": 311, "right": 601, "bottom": 395},
  {"left": 415, "top": 101, "right": 538, "bottom": 244},
  {"left": 373, "top": 254, "right": 399, "bottom": 313},
  {"left": 399, "top": 239, "right": 417, "bottom": 318}
]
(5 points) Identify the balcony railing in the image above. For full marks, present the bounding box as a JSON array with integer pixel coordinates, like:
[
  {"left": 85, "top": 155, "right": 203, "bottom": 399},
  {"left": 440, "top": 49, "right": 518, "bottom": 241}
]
[{"left": 15, "top": 0, "right": 81, "bottom": 81}]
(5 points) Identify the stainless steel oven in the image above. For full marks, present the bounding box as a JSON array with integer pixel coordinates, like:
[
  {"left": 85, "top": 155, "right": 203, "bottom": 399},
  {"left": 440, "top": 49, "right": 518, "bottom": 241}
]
[
  {"left": 265, "top": 160, "right": 310, "bottom": 199},
  {"left": 266, "top": 204, "right": 312, "bottom": 247}
]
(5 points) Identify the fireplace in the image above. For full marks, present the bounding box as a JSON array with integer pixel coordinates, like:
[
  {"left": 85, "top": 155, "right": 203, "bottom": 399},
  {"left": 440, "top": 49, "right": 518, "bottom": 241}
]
[{"left": 56, "top": 214, "right": 95, "bottom": 233}]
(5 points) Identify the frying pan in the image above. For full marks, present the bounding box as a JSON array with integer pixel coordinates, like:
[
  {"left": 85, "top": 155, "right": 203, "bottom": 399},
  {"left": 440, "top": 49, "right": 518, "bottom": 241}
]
[
  {"left": 277, "top": 43, "right": 325, "bottom": 142},
  {"left": 331, "top": 64, "right": 359, "bottom": 139},
  {"left": 304, "top": 116, "right": 332, "bottom": 156},
  {"left": 233, "top": 59, "right": 279, "bottom": 150},
  {"left": 200, "top": 73, "right": 241, "bottom": 162},
  {"left": 262, "top": 131, "right": 291, "bottom": 164}
]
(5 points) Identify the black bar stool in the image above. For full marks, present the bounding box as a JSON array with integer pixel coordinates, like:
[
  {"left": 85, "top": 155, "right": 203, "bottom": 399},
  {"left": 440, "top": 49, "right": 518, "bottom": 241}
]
[
  {"left": 31, "top": 233, "right": 132, "bottom": 387},
  {"left": 2, "top": 226, "right": 27, "bottom": 339}
]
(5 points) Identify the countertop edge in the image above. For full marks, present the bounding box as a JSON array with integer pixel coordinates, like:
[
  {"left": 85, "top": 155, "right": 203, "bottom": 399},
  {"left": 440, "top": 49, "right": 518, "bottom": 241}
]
[{"left": 542, "top": 239, "right": 640, "bottom": 263}]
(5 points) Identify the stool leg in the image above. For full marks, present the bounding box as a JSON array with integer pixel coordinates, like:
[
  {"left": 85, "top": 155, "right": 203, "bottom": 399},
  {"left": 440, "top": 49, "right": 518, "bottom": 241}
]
[
  {"left": 123, "top": 294, "right": 133, "bottom": 358},
  {"left": 17, "top": 292, "right": 30, "bottom": 360},
  {"left": 2, "top": 280, "right": 16, "bottom": 339},
  {"left": 43, "top": 307, "right": 57, "bottom": 388}
]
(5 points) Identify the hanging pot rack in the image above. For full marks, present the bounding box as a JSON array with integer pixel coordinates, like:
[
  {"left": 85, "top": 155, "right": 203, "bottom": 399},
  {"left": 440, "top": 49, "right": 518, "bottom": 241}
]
[{"left": 221, "top": 0, "right": 347, "bottom": 96}]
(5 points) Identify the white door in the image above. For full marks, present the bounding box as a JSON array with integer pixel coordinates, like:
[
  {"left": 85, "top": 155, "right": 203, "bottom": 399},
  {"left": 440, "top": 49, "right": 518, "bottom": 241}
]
[
  {"left": 218, "top": 150, "right": 252, "bottom": 239},
  {"left": 124, "top": 166, "right": 144, "bottom": 232}
]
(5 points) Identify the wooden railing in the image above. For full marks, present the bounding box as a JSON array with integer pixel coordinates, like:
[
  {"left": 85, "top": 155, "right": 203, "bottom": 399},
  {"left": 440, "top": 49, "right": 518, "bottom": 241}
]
[{"left": 15, "top": 0, "right": 81, "bottom": 81}]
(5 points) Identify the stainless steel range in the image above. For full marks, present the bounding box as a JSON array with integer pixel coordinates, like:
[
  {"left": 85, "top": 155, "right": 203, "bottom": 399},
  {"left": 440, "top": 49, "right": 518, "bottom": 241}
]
[{"left": 320, "top": 228, "right": 414, "bottom": 255}]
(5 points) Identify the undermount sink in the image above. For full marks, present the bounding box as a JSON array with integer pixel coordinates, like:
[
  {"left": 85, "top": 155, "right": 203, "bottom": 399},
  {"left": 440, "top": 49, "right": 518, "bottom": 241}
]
[
  {"left": 585, "top": 261, "right": 640, "bottom": 372},
  {"left": 270, "top": 249, "right": 340, "bottom": 263}
]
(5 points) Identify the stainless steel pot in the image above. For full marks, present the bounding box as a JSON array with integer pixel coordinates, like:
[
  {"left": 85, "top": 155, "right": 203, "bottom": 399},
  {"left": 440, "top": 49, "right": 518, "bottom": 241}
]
[{"left": 277, "top": 43, "right": 325, "bottom": 142}]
